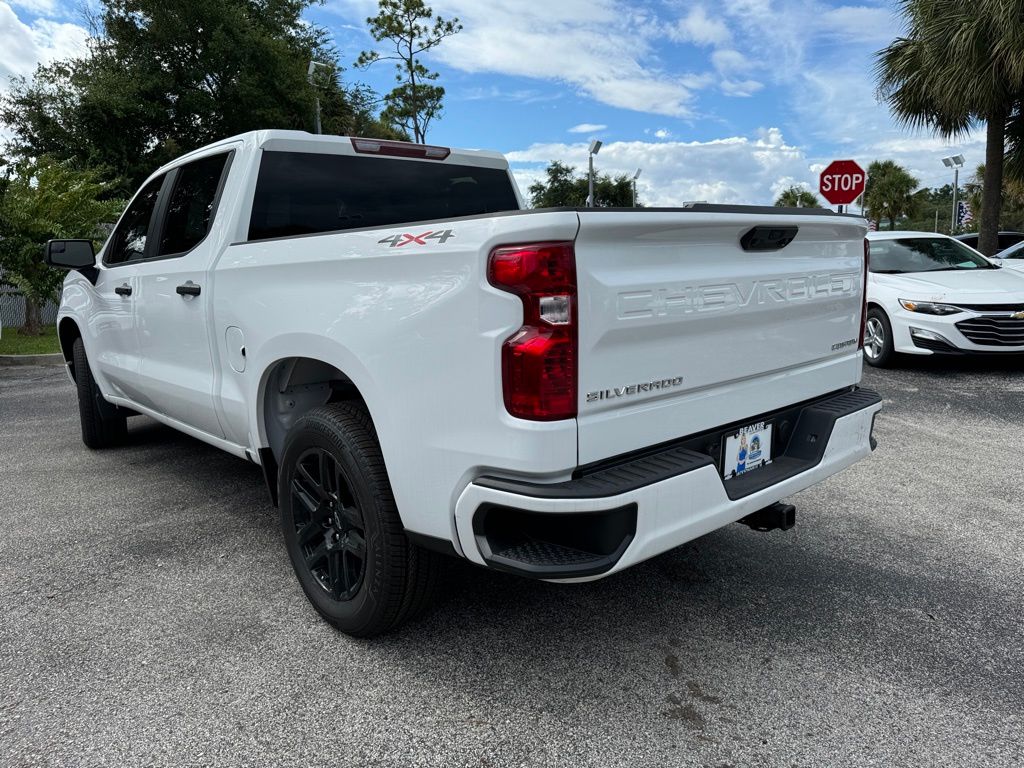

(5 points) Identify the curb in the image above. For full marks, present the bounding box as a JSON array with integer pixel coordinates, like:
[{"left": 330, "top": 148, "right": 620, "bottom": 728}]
[{"left": 0, "top": 353, "right": 65, "bottom": 367}]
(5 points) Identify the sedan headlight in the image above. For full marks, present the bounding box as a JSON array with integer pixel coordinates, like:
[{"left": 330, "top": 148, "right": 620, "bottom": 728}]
[{"left": 898, "top": 299, "right": 961, "bottom": 315}]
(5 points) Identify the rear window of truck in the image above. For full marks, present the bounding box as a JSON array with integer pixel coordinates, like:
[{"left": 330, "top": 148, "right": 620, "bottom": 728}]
[{"left": 247, "top": 151, "right": 519, "bottom": 241}]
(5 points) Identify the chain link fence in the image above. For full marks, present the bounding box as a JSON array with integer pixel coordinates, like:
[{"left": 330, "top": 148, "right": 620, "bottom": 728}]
[{"left": 0, "top": 277, "right": 59, "bottom": 332}]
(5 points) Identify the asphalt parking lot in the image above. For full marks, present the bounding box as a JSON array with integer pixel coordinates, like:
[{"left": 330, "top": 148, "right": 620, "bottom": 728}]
[{"left": 2, "top": 359, "right": 1023, "bottom": 767}]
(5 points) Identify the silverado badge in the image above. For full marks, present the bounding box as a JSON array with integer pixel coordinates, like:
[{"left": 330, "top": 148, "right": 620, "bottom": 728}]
[{"left": 586, "top": 376, "right": 684, "bottom": 403}]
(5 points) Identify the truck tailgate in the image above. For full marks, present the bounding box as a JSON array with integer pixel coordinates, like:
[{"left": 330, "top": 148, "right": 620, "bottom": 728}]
[{"left": 575, "top": 209, "right": 867, "bottom": 465}]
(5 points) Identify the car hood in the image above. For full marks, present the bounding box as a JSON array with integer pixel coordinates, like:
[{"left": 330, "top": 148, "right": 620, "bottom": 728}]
[
  {"left": 993, "top": 259, "right": 1024, "bottom": 272},
  {"left": 871, "top": 269, "right": 1024, "bottom": 303}
]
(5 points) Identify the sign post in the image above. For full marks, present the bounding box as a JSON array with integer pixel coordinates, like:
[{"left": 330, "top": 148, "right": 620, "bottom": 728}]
[{"left": 819, "top": 160, "right": 866, "bottom": 212}]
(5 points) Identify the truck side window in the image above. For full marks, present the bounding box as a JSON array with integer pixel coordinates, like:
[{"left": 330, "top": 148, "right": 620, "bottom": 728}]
[
  {"left": 247, "top": 151, "right": 519, "bottom": 242},
  {"left": 158, "top": 153, "right": 231, "bottom": 256},
  {"left": 105, "top": 174, "right": 165, "bottom": 265}
]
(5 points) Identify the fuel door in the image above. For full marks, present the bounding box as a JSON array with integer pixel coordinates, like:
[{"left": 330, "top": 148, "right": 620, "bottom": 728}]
[{"left": 225, "top": 326, "right": 246, "bottom": 373}]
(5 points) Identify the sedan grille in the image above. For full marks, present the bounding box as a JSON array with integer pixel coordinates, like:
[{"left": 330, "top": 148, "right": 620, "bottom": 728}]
[
  {"left": 955, "top": 316, "right": 1024, "bottom": 347},
  {"left": 954, "top": 303, "right": 1024, "bottom": 312}
]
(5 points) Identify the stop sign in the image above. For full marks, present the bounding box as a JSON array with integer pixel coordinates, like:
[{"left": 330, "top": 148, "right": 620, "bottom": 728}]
[{"left": 819, "top": 160, "right": 866, "bottom": 206}]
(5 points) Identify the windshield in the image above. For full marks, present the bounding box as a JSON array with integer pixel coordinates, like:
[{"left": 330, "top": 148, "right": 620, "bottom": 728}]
[
  {"left": 868, "top": 237, "right": 996, "bottom": 273},
  {"left": 999, "top": 240, "right": 1024, "bottom": 259}
]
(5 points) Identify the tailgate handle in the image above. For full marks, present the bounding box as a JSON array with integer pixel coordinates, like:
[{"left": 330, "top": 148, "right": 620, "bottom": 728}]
[{"left": 740, "top": 226, "right": 798, "bottom": 252}]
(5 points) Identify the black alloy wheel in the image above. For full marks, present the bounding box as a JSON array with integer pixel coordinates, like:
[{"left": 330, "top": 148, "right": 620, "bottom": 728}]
[
  {"left": 290, "top": 447, "right": 367, "bottom": 602},
  {"left": 279, "top": 403, "right": 441, "bottom": 637}
]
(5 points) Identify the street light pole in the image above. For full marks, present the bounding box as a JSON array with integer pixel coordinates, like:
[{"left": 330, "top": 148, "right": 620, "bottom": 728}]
[
  {"left": 307, "top": 60, "right": 331, "bottom": 135},
  {"left": 952, "top": 167, "right": 959, "bottom": 232},
  {"left": 587, "top": 140, "right": 602, "bottom": 207},
  {"left": 632, "top": 168, "right": 642, "bottom": 207},
  {"left": 942, "top": 154, "right": 965, "bottom": 234}
]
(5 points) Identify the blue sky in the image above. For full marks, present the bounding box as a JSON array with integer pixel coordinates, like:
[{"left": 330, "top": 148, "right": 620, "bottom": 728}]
[{"left": 2, "top": 0, "right": 985, "bottom": 206}]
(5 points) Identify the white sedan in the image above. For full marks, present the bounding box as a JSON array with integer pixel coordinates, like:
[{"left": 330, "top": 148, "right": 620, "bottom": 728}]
[
  {"left": 865, "top": 231, "right": 1024, "bottom": 366},
  {"left": 992, "top": 240, "right": 1024, "bottom": 272}
]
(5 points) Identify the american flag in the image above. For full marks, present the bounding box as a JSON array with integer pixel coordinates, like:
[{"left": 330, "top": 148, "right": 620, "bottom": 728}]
[
  {"left": 958, "top": 201, "right": 973, "bottom": 226},
  {"left": 867, "top": 220, "right": 878, "bottom": 231}
]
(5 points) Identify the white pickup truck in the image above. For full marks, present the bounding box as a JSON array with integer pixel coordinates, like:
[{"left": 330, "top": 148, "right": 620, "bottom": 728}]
[{"left": 47, "top": 130, "right": 881, "bottom": 636}]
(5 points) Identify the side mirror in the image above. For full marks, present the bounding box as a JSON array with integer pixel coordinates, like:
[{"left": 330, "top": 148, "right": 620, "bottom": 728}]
[{"left": 44, "top": 239, "right": 96, "bottom": 269}]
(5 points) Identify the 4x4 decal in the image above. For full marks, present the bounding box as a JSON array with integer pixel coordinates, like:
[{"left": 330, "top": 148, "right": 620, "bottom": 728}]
[{"left": 378, "top": 229, "right": 456, "bottom": 248}]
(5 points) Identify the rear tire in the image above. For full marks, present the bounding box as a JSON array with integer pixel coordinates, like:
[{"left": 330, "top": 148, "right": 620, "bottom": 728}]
[
  {"left": 279, "top": 403, "right": 440, "bottom": 637},
  {"left": 72, "top": 337, "right": 127, "bottom": 448},
  {"left": 863, "top": 308, "right": 895, "bottom": 368}
]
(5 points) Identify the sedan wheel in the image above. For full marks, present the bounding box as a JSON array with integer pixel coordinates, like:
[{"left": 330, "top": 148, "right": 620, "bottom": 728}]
[
  {"left": 864, "top": 317, "right": 884, "bottom": 360},
  {"left": 864, "top": 308, "right": 894, "bottom": 367}
]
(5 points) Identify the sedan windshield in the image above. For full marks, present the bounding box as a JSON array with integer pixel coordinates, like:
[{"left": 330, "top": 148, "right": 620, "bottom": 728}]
[
  {"left": 998, "top": 240, "right": 1024, "bottom": 260},
  {"left": 869, "top": 237, "right": 996, "bottom": 273}
]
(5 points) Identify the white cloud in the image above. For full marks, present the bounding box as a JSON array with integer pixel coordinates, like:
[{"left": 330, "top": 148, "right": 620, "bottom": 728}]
[
  {"left": 709, "top": 49, "right": 762, "bottom": 97},
  {"left": 654, "top": 128, "right": 671, "bottom": 139},
  {"left": 0, "top": 3, "right": 88, "bottom": 88},
  {"left": 9, "top": 0, "right": 57, "bottom": 15},
  {"left": 460, "top": 85, "right": 561, "bottom": 104},
  {"left": 669, "top": 5, "right": 731, "bottom": 47},
  {"left": 507, "top": 127, "right": 817, "bottom": 207},
  {"left": 720, "top": 78, "right": 764, "bottom": 97},
  {"left": 711, "top": 48, "right": 750, "bottom": 75},
  {"left": 817, "top": 6, "right": 899, "bottom": 45},
  {"left": 568, "top": 123, "right": 607, "bottom": 134},
  {"left": 373, "top": 0, "right": 704, "bottom": 117}
]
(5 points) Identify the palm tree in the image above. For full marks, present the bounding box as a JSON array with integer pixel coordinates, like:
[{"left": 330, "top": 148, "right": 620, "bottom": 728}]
[
  {"left": 774, "top": 186, "right": 820, "bottom": 208},
  {"left": 864, "top": 160, "right": 919, "bottom": 230},
  {"left": 875, "top": 0, "right": 1024, "bottom": 255}
]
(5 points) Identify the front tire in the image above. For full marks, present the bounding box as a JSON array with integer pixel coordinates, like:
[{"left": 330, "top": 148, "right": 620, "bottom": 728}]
[
  {"left": 279, "top": 403, "right": 439, "bottom": 637},
  {"left": 863, "top": 308, "right": 895, "bottom": 368},
  {"left": 72, "top": 337, "right": 127, "bottom": 448}
]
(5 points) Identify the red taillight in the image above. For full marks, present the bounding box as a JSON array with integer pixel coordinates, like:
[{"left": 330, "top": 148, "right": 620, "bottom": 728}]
[
  {"left": 859, "top": 238, "right": 870, "bottom": 350},
  {"left": 488, "top": 242, "right": 577, "bottom": 421},
  {"left": 350, "top": 137, "right": 450, "bottom": 160}
]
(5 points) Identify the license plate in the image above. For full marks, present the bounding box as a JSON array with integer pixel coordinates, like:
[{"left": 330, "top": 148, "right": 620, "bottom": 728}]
[{"left": 722, "top": 421, "right": 773, "bottom": 480}]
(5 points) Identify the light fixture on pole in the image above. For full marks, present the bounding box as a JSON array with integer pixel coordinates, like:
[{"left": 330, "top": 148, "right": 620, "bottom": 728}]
[
  {"left": 587, "top": 140, "right": 602, "bottom": 208},
  {"left": 307, "top": 60, "right": 332, "bottom": 135},
  {"left": 942, "top": 154, "right": 966, "bottom": 233},
  {"left": 632, "top": 168, "right": 642, "bottom": 207}
]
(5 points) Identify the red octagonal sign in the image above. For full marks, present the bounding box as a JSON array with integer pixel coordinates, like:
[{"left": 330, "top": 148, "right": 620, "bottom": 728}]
[{"left": 819, "top": 160, "right": 866, "bottom": 206}]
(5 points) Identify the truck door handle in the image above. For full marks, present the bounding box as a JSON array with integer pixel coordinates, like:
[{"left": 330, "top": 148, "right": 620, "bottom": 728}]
[
  {"left": 176, "top": 282, "right": 201, "bottom": 297},
  {"left": 114, "top": 284, "right": 132, "bottom": 296}
]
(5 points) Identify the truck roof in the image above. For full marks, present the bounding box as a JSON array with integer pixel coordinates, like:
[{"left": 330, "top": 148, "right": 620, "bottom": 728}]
[{"left": 160, "top": 130, "right": 510, "bottom": 173}]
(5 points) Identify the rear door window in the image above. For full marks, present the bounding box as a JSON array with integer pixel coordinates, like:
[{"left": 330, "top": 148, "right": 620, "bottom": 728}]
[
  {"left": 247, "top": 151, "right": 519, "bottom": 241},
  {"left": 105, "top": 175, "right": 165, "bottom": 265},
  {"left": 158, "top": 152, "right": 231, "bottom": 256}
]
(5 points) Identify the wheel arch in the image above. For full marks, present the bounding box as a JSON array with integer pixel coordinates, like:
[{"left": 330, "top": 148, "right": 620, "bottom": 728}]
[
  {"left": 258, "top": 356, "right": 371, "bottom": 468},
  {"left": 57, "top": 317, "right": 83, "bottom": 378}
]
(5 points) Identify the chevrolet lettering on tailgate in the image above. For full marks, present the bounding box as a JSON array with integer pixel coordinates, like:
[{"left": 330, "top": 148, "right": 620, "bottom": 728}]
[{"left": 617, "top": 273, "right": 859, "bottom": 319}]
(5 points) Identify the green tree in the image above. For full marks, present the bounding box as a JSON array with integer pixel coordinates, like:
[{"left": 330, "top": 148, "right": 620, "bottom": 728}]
[
  {"left": 528, "top": 161, "right": 638, "bottom": 208},
  {"left": 774, "top": 187, "right": 820, "bottom": 208},
  {"left": 0, "top": 158, "right": 124, "bottom": 335},
  {"left": 864, "top": 160, "right": 920, "bottom": 230},
  {"left": 902, "top": 184, "right": 956, "bottom": 233},
  {"left": 875, "top": 0, "right": 1024, "bottom": 254},
  {"left": 357, "top": 0, "right": 461, "bottom": 144},
  {"left": 1, "top": 0, "right": 400, "bottom": 195},
  {"left": 529, "top": 161, "right": 582, "bottom": 207},
  {"left": 963, "top": 164, "right": 1024, "bottom": 233}
]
